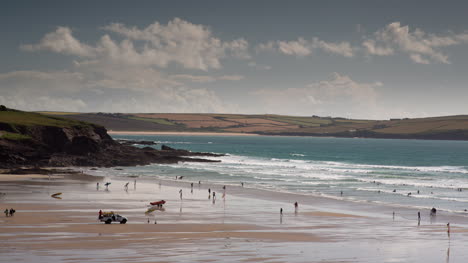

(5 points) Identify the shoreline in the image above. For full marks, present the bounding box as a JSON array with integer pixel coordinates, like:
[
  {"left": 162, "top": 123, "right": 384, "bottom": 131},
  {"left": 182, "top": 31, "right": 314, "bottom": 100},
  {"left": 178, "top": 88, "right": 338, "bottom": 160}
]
[
  {"left": 108, "top": 130, "right": 259, "bottom": 136},
  {"left": 1, "top": 169, "right": 466, "bottom": 262}
]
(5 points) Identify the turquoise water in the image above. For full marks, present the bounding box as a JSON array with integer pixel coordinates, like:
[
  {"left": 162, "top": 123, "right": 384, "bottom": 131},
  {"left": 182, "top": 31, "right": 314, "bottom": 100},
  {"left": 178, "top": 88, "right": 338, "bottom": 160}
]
[{"left": 108, "top": 135, "right": 468, "bottom": 213}]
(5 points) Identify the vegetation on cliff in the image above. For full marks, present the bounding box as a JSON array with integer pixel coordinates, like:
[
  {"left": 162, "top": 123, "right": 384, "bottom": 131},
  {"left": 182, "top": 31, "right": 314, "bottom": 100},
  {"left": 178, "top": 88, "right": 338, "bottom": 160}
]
[{"left": 0, "top": 106, "right": 221, "bottom": 168}]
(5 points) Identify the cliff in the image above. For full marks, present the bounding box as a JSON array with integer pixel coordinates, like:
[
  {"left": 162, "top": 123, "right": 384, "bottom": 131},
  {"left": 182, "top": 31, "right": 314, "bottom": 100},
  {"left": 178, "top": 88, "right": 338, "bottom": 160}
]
[{"left": 0, "top": 107, "right": 221, "bottom": 169}]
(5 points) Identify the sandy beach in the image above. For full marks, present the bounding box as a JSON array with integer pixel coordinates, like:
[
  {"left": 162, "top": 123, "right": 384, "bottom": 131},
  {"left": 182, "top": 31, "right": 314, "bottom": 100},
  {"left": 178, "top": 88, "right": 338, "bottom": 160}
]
[
  {"left": 1, "top": 171, "right": 467, "bottom": 263},
  {"left": 108, "top": 131, "right": 259, "bottom": 136}
]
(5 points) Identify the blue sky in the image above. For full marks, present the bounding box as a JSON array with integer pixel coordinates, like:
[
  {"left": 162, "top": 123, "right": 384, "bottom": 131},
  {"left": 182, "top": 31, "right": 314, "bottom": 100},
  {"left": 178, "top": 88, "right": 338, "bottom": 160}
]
[{"left": 1, "top": 0, "right": 468, "bottom": 119}]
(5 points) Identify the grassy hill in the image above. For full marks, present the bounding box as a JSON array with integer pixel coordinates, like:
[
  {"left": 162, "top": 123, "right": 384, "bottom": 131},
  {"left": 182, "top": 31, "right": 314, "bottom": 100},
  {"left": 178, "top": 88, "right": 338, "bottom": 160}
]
[
  {"left": 38, "top": 111, "right": 468, "bottom": 140},
  {"left": 0, "top": 108, "right": 96, "bottom": 141}
]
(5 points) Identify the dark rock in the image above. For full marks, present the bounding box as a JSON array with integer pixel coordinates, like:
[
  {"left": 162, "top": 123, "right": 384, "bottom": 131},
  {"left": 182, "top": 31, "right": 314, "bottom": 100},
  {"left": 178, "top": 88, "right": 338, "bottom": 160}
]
[
  {"left": 0, "top": 123, "right": 223, "bottom": 169},
  {"left": 161, "top": 145, "right": 175, "bottom": 151}
]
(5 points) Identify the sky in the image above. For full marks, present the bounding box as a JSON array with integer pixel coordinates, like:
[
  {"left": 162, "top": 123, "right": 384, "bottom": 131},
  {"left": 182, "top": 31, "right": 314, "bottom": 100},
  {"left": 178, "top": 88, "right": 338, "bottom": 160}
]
[{"left": 1, "top": 0, "right": 468, "bottom": 119}]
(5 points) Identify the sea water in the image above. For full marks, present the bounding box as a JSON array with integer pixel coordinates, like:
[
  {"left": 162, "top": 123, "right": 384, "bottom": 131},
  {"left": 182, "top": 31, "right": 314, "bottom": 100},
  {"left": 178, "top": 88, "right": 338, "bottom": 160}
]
[{"left": 106, "top": 135, "right": 468, "bottom": 213}]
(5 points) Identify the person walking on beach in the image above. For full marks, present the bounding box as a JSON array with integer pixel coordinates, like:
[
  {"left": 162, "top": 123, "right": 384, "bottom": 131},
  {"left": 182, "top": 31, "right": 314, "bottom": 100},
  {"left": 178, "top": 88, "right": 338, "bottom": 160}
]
[
  {"left": 96, "top": 182, "right": 99, "bottom": 190},
  {"left": 134, "top": 179, "right": 136, "bottom": 189},
  {"left": 294, "top": 202, "right": 298, "bottom": 213},
  {"left": 418, "top": 211, "right": 421, "bottom": 225},
  {"left": 9, "top": 208, "right": 15, "bottom": 217},
  {"left": 191, "top": 183, "right": 193, "bottom": 194},
  {"left": 280, "top": 208, "right": 283, "bottom": 215},
  {"left": 208, "top": 188, "right": 211, "bottom": 199},
  {"left": 124, "top": 182, "right": 129, "bottom": 190},
  {"left": 179, "top": 189, "right": 183, "bottom": 200},
  {"left": 447, "top": 223, "right": 451, "bottom": 234},
  {"left": 98, "top": 210, "right": 103, "bottom": 219},
  {"left": 4, "top": 209, "right": 8, "bottom": 217},
  {"left": 213, "top": 191, "right": 216, "bottom": 200}
]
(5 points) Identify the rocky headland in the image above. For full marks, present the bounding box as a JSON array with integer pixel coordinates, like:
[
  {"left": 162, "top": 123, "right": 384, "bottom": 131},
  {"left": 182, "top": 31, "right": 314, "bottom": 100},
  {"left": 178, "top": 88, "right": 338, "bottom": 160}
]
[{"left": 0, "top": 106, "right": 222, "bottom": 169}]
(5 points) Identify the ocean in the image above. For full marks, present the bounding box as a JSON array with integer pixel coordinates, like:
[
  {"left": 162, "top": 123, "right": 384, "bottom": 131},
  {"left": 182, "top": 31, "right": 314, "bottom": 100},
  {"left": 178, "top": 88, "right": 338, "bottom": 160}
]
[{"left": 104, "top": 134, "right": 468, "bottom": 214}]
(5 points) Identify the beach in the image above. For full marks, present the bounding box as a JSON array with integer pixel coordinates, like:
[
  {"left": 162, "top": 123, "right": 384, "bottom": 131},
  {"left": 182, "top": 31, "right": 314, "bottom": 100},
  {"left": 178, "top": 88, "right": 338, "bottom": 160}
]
[
  {"left": 108, "top": 131, "right": 258, "bottom": 136},
  {"left": 1, "top": 171, "right": 467, "bottom": 263}
]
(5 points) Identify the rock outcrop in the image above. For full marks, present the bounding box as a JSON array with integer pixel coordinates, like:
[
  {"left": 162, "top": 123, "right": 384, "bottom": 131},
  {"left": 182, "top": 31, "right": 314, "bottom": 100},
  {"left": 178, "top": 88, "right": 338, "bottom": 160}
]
[{"left": 0, "top": 108, "right": 222, "bottom": 169}]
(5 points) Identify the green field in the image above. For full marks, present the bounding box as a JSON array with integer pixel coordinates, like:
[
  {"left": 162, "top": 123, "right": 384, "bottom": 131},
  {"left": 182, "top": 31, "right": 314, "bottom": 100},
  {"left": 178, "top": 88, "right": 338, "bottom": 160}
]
[
  {"left": 0, "top": 111, "right": 92, "bottom": 128},
  {"left": 31, "top": 110, "right": 468, "bottom": 140}
]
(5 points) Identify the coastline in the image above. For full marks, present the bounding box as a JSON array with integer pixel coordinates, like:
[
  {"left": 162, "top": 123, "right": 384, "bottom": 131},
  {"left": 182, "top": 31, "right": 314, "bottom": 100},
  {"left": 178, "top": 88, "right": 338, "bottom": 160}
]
[
  {"left": 1, "top": 170, "right": 466, "bottom": 262},
  {"left": 108, "top": 130, "right": 259, "bottom": 136}
]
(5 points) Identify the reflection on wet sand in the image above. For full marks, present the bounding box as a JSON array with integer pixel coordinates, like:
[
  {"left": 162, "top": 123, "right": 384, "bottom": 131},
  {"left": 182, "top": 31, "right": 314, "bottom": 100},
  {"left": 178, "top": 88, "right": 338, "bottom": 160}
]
[{"left": 1, "top": 174, "right": 468, "bottom": 262}]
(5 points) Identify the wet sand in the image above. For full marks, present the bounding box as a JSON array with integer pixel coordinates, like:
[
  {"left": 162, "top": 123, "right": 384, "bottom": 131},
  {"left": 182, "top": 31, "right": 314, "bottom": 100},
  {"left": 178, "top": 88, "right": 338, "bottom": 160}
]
[{"left": 1, "top": 172, "right": 467, "bottom": 262}]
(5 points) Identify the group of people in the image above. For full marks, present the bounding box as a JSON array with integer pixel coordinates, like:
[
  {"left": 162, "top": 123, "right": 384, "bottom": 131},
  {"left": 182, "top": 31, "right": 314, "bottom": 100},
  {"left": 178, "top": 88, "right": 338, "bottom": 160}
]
[
  {"left": 280, "top": 202, "right": 299, "bottom": 215},
  {"left": 4, "top": 208, "right": 15, "bottom": 217}
]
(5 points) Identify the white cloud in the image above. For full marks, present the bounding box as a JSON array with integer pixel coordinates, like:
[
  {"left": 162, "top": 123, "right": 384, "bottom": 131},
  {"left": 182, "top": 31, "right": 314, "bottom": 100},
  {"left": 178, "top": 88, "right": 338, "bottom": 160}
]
[
  {"left": 20, "top": 27, "right": 95, "bottom": 57},
  {"left": 0, "top": 67, "right": 236, "bottom": 113},
  {"left": 311, "top": 38, "right": 354, "bottom": 57},
  {"left": 362, "top": 39, "right": 394, "bottom": 56},
  {"left": 22, "top": 18, "right": 250, "bottom": 71},
  {"left": 218, "top": 75, "right": 244, "bottom": 81},
  {"left": 252, "top": 73, "right": 382, "bottom": 118},
  {"left": 257, "top": 38, "right": 355, "bottom": 57},
  {"left": 172, "top": 74, "right": 244, "bottom": 83},
  {"left": 278, "top": 38, "right": 312, "bottom": 56},
  {"left": 362, "top": 22, "right": 468, "bottom": 64},
  {"left": 100, "top": 18, "right": 249, "bottom": 70},
  {"left": 0, "top": 95, "right": 87, "bottom": 112}
]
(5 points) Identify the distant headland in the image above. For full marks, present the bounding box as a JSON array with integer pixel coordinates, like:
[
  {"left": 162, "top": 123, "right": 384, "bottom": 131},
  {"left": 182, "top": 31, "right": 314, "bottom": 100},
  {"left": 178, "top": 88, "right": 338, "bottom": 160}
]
[{"left": 36, "top": 110, "right": 468, "bottom": 141}]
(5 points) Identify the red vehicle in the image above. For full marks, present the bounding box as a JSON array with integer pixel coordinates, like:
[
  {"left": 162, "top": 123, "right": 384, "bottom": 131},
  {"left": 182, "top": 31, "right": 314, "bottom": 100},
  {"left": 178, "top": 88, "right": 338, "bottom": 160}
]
[{"left": 150, "top": 200, "right": 166, "bottom": 207}]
